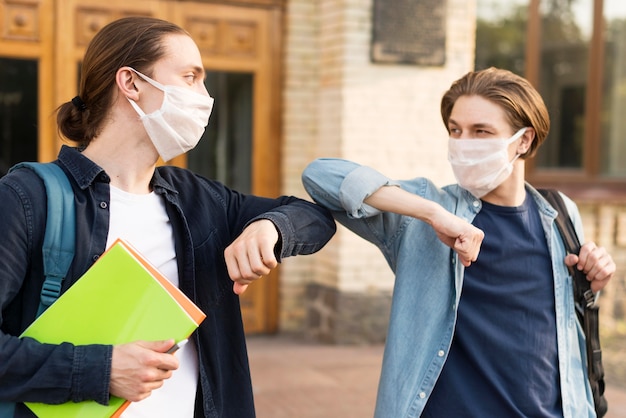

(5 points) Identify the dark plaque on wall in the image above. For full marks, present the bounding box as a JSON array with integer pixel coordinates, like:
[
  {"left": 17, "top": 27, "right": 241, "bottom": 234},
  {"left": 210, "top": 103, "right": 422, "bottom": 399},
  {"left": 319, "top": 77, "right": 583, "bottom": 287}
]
[{"left": 371, "top": 0, "right": 446, "bottom": 66}]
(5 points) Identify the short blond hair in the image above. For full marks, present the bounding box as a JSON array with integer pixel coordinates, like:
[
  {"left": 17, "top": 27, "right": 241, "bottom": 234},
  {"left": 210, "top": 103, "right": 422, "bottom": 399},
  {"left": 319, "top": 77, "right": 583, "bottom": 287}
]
[{"left": 440, "top": 67, "right": 550, "bottom": 159}]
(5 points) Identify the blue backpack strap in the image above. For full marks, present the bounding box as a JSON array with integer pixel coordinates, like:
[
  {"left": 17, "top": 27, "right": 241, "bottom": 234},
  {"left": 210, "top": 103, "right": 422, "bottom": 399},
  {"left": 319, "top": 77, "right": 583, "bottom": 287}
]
[
  {"left": 10, "top": 162, "right": 76, "bottom": 317},
  {"left": 0, "top": 402, "right": 15, "bottom": 417}
]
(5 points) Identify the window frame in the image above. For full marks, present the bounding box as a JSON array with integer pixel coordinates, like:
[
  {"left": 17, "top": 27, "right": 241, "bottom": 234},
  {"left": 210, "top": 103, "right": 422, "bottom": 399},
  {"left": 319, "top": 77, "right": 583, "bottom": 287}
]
[{"left": 525, "top": 0, "right": 626, "bottom": 201}]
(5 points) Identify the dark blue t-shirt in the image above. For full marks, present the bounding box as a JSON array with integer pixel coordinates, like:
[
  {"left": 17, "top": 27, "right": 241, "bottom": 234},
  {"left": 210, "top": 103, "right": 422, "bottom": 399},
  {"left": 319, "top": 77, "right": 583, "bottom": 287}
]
[{"left": 422, "top": 194, "right": 562, "bottom": 417}]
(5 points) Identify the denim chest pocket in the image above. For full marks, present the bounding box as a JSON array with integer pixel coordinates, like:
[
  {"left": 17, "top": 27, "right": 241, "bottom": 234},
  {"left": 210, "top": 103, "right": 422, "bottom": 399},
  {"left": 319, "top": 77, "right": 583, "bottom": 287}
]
[{"left": 193, "top": 228, "right": 232, "bottom": 309}]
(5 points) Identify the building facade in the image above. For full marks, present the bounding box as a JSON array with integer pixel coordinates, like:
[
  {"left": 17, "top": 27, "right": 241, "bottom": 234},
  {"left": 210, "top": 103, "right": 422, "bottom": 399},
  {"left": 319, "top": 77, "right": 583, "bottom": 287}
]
[{"left": 1, "top": 0, "right": 624, "bottom": 343}]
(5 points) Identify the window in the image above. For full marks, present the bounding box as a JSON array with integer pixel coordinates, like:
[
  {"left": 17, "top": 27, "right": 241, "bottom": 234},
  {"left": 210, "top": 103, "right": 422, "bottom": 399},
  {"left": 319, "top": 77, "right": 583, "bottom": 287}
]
[
  {"left": 0, "top": 58, "right": 38, "bottom": 177},
  {"left": 533, "top": 0, "right": 592, "bottom": 172},
  {"left": 187, "top": 71, "right": 253, "bottom": 193},
  {"left": 476, "top": 0, "right": 626, "bottom": 197},
  {"left": 600, "top": 1, "right": 626, "bottom": 178},
  {"left": 475, "top": 0, "right": 528, "bottom": 74}
]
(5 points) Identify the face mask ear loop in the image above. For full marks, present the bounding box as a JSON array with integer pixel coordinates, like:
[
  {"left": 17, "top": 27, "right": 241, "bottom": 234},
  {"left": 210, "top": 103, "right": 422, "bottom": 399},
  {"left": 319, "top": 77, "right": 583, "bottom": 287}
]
[
  {"left": 126, "top": 68, "right": 167, "bottom": 118},
  {"left": 127, "top": 97, "right": 147, "bottom": 117},
  {"left": 128, "top": 67, "right": 166, "bottom": 91},
  {"left": 506, "top": 127, "right": 528, "bottom": 163},
  {"left": 508, "top": 127, "right": 528, "bottom": 144}
]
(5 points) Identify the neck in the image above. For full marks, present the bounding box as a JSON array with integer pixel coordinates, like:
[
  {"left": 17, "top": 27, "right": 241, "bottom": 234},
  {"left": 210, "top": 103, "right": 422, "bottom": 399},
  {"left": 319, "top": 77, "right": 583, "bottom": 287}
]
[
  {"left": 82, "top": 125, "right": 159, "bottom": 194},
  {"left": 481, "top": 160, "right": 527, "bottom": 206}
]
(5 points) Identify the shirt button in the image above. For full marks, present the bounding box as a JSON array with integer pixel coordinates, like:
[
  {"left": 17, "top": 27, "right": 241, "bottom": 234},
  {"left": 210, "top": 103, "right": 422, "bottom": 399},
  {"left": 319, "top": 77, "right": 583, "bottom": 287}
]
[
  {"left": 92, "top": 254, "right": 100, "bottom": 261},
  {"left": 419, "top": 392, "right": 426, "bottom": 399},
  {"left": 472, "top": 200, "right": 480, "bottom": 208},
  {"left": 438, "top": 350, "right": 445, "bottom": 357},
  {"left": 100, "top": 201, "right": 108, "bottom": 209}
]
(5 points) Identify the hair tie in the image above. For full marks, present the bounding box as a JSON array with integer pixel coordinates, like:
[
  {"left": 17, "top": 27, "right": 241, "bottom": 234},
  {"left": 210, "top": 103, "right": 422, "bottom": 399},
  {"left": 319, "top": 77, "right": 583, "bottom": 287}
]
[{"left": 71, "top": 96, "right": 87, "bottom": 112}]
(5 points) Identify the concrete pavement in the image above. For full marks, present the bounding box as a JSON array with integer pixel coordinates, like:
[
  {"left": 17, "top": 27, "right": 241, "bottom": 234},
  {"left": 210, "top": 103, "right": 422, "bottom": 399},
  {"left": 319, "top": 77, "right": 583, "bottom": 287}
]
[{"left": 248, "top": 335, "right": 626, "bottom": 418}]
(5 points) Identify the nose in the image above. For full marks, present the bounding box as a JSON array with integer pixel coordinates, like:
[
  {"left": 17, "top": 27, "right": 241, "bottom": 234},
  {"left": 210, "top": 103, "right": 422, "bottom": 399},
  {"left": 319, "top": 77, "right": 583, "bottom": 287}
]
[{"left": 198, "top": 83, "right": 210, "bottom": 97}]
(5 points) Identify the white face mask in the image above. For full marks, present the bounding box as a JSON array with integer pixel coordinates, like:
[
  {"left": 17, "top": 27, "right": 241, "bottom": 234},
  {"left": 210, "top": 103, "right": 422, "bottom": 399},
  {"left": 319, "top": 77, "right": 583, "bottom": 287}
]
[
  {"left": 127, "top": 68, "right": 214, "bottom": 162},
  {"left": 448, "top": 127, "right": 527, "bottom": 198}
]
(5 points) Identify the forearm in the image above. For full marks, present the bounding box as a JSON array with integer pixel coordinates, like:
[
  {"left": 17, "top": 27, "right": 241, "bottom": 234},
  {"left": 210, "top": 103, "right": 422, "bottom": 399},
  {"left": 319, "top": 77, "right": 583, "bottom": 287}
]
[
  {"left": 302, "top": 158, "right": 397, "bottom": 218},
  {"left": 364, "top": 184, "right": 443, "bottom": 225},
  {"left": 227, "top": 199, "right": 336, "bottom": 295},
  {"left": 255, "top": 199, "right": 336, "bottom": 259},
  {"left": 0, "top": 336, "right": 111, "bottom": 405},
  {"left": 308, "top": 156, "right": 440, "bottom": 222}
]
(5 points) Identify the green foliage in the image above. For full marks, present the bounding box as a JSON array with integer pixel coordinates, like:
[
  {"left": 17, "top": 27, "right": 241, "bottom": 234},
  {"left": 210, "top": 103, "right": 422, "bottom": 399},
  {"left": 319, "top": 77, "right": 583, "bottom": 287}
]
[{"left": 475, "top": 4, "right": 527, "bottom": 75}]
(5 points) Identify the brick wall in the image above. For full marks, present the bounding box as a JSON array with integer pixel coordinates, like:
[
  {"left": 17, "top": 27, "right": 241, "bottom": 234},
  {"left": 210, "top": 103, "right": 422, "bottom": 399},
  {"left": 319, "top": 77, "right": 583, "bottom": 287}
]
[
  {"left": 578, "top": 202, "right": 626, "bottom": 334},
  {"left": 279, "top": 0, "right": 477, "bottom": 341}
]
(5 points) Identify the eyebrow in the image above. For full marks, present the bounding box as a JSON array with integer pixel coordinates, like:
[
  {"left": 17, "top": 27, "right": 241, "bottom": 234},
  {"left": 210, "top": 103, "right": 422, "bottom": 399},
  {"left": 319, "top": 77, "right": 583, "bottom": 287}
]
[
  {"left": 448, "top": 119, "right": 496, "bottom": 130},
  {"left": 192, "top": 65, "right": 206, "bottom": 79},
  {"left": 177, "top": 64, "right": 205, "bottom": 80}
]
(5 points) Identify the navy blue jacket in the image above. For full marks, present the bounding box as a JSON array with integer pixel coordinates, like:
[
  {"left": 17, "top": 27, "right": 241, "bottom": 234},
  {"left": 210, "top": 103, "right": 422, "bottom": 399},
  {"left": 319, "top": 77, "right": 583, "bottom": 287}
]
[{"left": 0, "top": 146, "right": 336, "bottom": 417}]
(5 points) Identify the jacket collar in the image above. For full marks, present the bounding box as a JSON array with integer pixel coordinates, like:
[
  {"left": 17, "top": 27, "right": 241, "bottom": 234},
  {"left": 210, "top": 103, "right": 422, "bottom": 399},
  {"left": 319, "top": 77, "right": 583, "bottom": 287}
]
[{"left": 58, "top": 145, "right": 177, "bottom": 195}]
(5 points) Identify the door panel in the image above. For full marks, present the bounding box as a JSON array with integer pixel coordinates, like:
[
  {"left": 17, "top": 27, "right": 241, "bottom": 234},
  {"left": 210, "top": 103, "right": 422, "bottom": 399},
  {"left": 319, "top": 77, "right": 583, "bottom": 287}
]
[
  {"left": 188, "top": 71, "right": 254, "bottom": 194},
  {"left": 0, "top": 0, "right": 54, "bottom": 164},
  {"left": 0, "top": 57, "right": 38, "bottom": 175}
]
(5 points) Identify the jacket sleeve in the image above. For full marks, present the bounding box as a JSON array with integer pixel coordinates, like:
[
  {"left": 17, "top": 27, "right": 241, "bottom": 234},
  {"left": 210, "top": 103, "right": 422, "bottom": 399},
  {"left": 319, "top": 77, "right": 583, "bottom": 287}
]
[
  {"left": 246, "top": 195, "right": 337, "bottom": 260},
  {"left": 186, "top": 167, "right": 337, "bottom": 262},
  {"left": 301, "top": 158, "right": 419, "bottom": 257},
  {"left": 301, "top": 158, "right": 400, "bottom": 218},
  {"left": 0, "top": 173, "right": 112, "bottom": 406}
]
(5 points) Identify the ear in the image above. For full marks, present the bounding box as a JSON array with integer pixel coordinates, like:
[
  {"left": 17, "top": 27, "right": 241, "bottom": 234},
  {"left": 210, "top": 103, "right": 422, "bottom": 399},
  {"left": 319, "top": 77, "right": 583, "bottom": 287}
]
[
  {"left": 116, "top": 67, "right": 139, "bottom": 101},
  {"left": 517, "top": 127, "right": 535, "bottom": 155}
]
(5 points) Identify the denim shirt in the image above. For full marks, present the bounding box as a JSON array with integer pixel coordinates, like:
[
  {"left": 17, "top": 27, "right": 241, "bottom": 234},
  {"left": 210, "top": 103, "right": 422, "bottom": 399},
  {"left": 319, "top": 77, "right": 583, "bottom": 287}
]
[
  {"left": 302, "top": 158, "right": 595, "bottom": 418},
  {"left": 0, "top": 146, "right": 335, "bottom": 418}
]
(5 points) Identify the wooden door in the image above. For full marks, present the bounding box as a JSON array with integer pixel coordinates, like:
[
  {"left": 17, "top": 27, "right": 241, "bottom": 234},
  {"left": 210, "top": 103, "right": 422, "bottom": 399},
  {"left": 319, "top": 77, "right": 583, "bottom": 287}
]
[
  {"left": 168, "top": 2, "right": 283, "bottom": 334},
  {"left": 0, "top": 0, "right": 282, "bottom": 334}
]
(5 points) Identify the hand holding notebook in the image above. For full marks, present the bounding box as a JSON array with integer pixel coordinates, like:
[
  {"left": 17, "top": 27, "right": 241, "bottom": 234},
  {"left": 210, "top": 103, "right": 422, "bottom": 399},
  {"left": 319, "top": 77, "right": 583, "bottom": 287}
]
[{"left": 20, "top": 239, "right": 206, "bottom": 418}]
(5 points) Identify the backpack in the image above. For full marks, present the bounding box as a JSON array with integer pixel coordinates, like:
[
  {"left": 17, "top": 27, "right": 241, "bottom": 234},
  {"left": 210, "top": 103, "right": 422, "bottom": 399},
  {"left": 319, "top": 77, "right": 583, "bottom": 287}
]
[
  {"left": 0, "top": 162, "right": 76, "bottom": 417},
  {"left": 539, "top": 188, "right": 607, "bottom": 418}
]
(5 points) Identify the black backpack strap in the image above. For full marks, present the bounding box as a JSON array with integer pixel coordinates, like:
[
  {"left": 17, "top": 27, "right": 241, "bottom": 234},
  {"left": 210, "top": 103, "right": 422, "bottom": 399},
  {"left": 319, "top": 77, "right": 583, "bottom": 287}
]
[
  {"left": 538, "top": 188, "right": 607, "bottom": 417},
  {"left": 539, "top": 189, "right": 594, "bottom": 309}
]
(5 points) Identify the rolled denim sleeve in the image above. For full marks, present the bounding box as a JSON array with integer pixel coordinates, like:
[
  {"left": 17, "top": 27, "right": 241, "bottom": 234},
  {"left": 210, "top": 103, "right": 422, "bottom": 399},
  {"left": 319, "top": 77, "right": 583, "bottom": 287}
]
[{"left": 302, "top": 158, "right": 399, "bottom": 219}]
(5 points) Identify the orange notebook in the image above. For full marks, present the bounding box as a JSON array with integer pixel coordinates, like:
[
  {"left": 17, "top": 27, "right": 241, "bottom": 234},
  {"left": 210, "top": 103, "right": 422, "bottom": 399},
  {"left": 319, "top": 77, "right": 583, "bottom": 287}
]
[{"left": 21, "top": 238, "right": 206, "bottom": 418}]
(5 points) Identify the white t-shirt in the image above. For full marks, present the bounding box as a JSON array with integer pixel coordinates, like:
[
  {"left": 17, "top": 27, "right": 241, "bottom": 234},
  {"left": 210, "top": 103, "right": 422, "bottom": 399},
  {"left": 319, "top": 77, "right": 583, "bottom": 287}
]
[{"left": 106, "top": 186, "right": 198, "bottom": 418}]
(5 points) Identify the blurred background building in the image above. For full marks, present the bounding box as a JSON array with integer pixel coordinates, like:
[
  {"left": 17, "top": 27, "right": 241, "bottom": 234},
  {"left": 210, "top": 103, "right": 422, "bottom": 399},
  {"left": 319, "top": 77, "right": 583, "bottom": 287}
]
[{"left": 1, "top": 0, "right": 624, "bottom": 344}]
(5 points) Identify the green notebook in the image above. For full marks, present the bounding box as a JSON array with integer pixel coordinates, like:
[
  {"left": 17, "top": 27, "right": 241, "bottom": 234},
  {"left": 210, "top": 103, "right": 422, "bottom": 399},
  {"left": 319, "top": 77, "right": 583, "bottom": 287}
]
[{"left": 20, "top": 239, "right": 206, "bottom": 418}]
